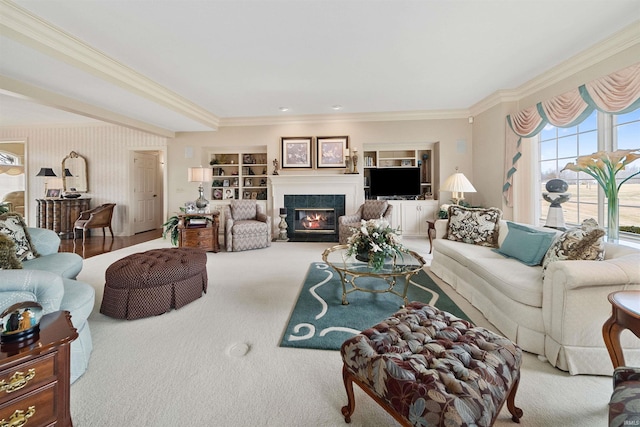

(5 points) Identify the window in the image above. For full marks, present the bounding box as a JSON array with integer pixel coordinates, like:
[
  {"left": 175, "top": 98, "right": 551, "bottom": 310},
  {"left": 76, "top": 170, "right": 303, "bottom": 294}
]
[{"left": 538, "top": 109, "right": 639, "bottom": 235}]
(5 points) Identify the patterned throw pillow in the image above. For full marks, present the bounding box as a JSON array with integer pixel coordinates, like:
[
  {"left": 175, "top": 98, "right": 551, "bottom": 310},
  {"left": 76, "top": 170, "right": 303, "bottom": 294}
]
[
  {"left": 446, "top": 205, "right": 502, "bottom": 247},
  {"left": 0, "top": 213, "right": 38, "bottom": 262},
  {"left": 0, "top": 233, "right": 22, "bottom": 269},
  {"left": 542, "top": 218, "right": 605, "bottom": 273}
]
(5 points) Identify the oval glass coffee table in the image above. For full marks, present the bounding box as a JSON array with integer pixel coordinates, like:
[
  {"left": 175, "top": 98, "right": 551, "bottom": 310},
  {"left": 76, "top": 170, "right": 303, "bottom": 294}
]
[{"left": 321, "top": 244, "right": 426, "bottom": 306}]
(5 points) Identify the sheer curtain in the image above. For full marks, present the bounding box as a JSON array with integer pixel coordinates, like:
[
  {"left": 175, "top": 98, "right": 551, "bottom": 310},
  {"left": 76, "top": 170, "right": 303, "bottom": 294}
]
[{"left": 503, "top": 62, "right": 640, "bottom": 207}]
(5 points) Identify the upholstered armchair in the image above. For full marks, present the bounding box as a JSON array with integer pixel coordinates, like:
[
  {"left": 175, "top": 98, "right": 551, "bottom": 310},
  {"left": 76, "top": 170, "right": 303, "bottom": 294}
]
[
  {"left": 223, "top": 200, "right": 271, "bottom": 252},
  {"left": 338, "top": 200, "right": 393, "bottom": 244},
  {"left": 1, "top": 191, "right": 25, "bottom": 216},
  {"left": 73, "top": 203, "right": 116, "bottom": 243}
]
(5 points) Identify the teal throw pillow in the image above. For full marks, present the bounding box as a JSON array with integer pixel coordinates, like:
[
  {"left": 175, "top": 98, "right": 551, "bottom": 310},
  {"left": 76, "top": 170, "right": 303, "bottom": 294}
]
[{"left": 494, "top": 222, "right": 557, "bottom": 266}]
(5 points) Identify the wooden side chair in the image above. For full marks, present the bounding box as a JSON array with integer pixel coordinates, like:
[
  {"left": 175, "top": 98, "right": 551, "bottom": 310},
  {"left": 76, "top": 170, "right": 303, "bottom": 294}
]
[{"left": 73, "top": 203, "right": 116, "bottom": 244}]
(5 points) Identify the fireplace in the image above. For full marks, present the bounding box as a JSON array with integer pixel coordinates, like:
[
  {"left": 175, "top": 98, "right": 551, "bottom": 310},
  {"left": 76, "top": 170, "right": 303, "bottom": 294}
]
[
  {"left": 284, "top": 194, "right": 345, "bottom": 242},
  {"left": 294, "top": 208, "right": 336, "bottom": 234}
]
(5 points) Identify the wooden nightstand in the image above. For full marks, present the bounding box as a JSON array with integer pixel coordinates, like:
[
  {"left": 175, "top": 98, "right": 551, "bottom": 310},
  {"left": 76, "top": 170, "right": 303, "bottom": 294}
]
[
  {"left": 177, "top": 212, "right": 220, "bottom": 252},
  {"left": 0, "top": 311, "right": 77, "bottom": 427}
]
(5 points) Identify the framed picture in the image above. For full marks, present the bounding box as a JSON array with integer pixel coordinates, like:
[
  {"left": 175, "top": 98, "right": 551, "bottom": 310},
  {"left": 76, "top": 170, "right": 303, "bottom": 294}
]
[
  {"left": 281, "top": 137, "right": 312, "bottom": 168},
  {"left": 317, "top": 136, "right": 348, "bottom": 168},
  {"left": 223, "top": 179, "right": 230, "bottom": 187},
  {"left": 213, "top": 189, "right": 223, "bottom": 200},
  {"left": 46, "top": 188, "right": 61, "bottom": 198},
  {"left": 223, "top": 189, "right": 235, "bottom": 200}
]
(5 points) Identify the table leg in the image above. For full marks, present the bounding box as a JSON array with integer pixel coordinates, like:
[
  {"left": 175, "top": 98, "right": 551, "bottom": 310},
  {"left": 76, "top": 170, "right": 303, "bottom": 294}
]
[{"left": 602, "top": 309, "right": 626, "bottom": 369}]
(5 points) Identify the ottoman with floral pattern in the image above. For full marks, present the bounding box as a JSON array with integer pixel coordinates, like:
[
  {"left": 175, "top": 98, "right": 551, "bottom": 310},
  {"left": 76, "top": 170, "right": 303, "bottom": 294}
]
[{"left": 340, "top": 301, "right": 523, "bottom": 426}]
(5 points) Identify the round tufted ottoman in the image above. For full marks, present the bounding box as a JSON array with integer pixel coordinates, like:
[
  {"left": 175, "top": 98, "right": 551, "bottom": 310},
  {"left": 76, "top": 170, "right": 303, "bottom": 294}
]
[
  {"left": 340, "top": 301, "right": 523, "bottom": 426},
  {"left": 100, "top": 248, "right": 208, "bottom": 320}
]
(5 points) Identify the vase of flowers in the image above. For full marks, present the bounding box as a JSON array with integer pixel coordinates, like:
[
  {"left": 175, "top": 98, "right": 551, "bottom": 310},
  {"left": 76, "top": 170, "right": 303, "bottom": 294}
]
[
  {"left": 562, "top": 149, "right": 639, "bottom": 243},
  {"left": 346, "top": 218, "right": 407, "bottom": 271}
]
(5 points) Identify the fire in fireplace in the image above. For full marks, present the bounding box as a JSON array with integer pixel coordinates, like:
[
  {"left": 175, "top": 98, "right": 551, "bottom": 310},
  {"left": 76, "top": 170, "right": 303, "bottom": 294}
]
[{"left": 294, "top": 208, "right": 336, "bottom": 234}]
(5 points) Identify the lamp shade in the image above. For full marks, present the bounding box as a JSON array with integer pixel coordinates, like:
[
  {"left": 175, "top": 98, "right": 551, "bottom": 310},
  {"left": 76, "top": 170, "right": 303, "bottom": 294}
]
[
  {"left": 441, "top": 171, "right": 476, "bottom": 193},
  {"left": 188, "top": 167, "right": 210, "bottom": 183},
  {"left": 36, "top": 167, "right": 57, "bottom": 177}
]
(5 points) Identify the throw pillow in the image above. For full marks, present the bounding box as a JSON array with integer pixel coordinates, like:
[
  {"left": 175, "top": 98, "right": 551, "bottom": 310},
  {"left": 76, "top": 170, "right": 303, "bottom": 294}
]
[
  {"left": 0, "top": 233, "right": 22, "bottom": 269},
  {"left": 494, "top": 222, "right": 557, "bottom": 266},
  {"left": 0, "top": 213, "right": 38, "bottom": 262},
  {"left": 542, "top": 218, "right": 605, "bottom": 273},
  {"left": 446, "top": 205, "right": 502, "bottom": 248}
]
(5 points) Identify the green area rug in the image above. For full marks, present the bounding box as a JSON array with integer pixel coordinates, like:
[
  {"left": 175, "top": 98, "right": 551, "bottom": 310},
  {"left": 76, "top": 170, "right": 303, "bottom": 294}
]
[{"left": 280, "top": 262, "right": 470, "bottom": 350}]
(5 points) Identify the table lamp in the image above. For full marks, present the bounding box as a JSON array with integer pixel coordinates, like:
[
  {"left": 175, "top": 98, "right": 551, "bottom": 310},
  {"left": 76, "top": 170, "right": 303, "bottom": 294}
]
[
  {"left": 36, "top": 167, "right": 57, "bottom": 196},
  {"left": 188, "top": 166, "right": 210, "bottom": 209},
  {"left": 441, "top": 167, "right": 476, "bottom": 205}
]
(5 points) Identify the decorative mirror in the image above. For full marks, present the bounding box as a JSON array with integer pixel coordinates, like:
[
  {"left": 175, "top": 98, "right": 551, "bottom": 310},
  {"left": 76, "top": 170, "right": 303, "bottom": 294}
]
[{"left": 62, "top": 151, "right": 88, "bottom": 192}]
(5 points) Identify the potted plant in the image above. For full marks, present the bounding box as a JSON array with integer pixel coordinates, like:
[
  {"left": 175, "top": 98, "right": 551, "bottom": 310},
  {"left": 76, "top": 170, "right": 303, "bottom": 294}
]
[
  {"left": 346, "top": 218, "right": 407, "bottom": 271},
  {"left": 162, "top": 210, "right": 214, "bottom": 246}
]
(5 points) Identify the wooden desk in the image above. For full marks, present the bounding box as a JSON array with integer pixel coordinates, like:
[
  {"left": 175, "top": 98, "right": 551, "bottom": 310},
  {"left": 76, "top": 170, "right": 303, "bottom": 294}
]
[
  {"left": 36, "top": 198, "right": 91, "bottom": 238},
  {"left": 0, "top": 311, "right": 77, "bottom": 427},
  {"left": 178, "top": 212, "right": 220, "bottom": 252},
  {"left": 602, "top": 290, "right": 640, "bottom": 368}
]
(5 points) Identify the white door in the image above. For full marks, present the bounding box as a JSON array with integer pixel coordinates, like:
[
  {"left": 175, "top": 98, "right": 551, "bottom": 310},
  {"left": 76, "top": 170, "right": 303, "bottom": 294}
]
[{"left": 133, "top": 152, "right": 159, "bottom": 233}]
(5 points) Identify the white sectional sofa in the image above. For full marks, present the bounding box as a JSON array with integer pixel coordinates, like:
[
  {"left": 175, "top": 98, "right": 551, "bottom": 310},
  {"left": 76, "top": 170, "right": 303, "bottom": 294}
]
[{"left": 430, "top": 219, "right": 640, "bottom": 376}]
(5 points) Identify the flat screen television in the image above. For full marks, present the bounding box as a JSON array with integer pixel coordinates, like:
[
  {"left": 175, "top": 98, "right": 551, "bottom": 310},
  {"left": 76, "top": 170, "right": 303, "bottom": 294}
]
[{"left": 369, "top": 167, "right": 421, "bottom": 197}]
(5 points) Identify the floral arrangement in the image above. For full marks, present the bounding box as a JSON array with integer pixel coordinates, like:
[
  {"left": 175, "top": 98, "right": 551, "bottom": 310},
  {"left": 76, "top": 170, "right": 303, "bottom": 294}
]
[
  {"left": 562, "top": 149, "right": 640, "bottom": 241},
  {"left": 346, "top": 218, "right": 407, "bottom": 271},
  {"left": 437, "top": 204, "right": 451, "bottom": 219}
]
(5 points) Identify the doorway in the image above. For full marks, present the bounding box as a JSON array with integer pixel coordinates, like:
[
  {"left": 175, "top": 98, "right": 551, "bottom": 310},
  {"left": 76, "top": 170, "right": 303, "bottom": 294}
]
[
  {"left": 129, "top": 150, "right": 165, "bottom": 235},
  {"left": 0, "top": 139, "right": 26, "bottom": 220}
]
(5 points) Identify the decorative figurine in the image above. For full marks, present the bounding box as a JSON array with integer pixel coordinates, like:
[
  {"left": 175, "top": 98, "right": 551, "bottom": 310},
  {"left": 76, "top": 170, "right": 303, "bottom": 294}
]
[{"left": 272, "top": 158, "right": 280, "bottom": 175}]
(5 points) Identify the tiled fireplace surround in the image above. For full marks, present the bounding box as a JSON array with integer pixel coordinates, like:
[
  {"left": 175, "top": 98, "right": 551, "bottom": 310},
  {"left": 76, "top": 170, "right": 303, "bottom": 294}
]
[{"left": 268, "top": 175, "right": 362, "bottom": 241}]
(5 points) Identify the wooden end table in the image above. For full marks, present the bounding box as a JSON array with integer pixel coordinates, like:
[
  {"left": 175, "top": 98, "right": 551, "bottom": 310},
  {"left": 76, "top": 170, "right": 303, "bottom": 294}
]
[
  {"left": 426, "top": 220, "right": 436, "bottom": 254},
  {"left": 602, "top": 290, "right": 640, "bottom": 369},
  {"left": 177, "top": 212, "right": 220, "bottom": 252},
  {"left": 0, "top": 311, "right": 78, "bottom": 427}
]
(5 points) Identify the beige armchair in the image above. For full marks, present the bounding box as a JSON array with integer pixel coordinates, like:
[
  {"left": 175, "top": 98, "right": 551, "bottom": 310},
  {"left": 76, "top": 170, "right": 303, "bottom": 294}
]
[
  {"left": 338, "top": 200, "right": 393, "bottom": 244},
  {"left": 73, "top": 203, "right": 116, "bottom": 244},
  {"left": 1, "top": 191, "right": 24, "bottom": 216},
  {"left": 223, "top": 200, "right": 271, "bottom": 252}
]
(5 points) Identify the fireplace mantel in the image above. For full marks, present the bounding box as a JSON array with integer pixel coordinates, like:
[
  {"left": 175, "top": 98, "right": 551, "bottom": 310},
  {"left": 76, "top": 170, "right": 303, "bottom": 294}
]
[{"left": 268, "top": 174, "right": 363, "bottom": 232}]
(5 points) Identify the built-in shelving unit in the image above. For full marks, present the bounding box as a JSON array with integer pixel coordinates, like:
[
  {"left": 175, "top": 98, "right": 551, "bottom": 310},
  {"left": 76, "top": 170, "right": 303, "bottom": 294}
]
[
  {"left": 209, "top": 151, "right": 268, "bottom": 201},
  {"left": 363, "top": 144, "right": 438, "bottom": 200}
]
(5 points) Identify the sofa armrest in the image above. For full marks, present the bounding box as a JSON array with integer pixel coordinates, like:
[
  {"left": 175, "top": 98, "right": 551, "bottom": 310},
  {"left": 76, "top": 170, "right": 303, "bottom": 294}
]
[
  {"left": 0, "top": 270, "right": 64, "bottom": 314},
  {"left": 25, "top": 227, "right": 60, "bottom": 256},
  {"left": 542, "top": 253, "right": 640, "bottom": 366},
  {"left": 613, "top": 367, "right": 640, "bottom": 387}
]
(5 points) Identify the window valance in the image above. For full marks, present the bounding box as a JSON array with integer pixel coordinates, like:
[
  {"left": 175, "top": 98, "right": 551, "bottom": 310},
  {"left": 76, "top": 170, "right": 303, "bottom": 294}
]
[{"left": 503, "top": 62, "right": 640, "bottom": 206}]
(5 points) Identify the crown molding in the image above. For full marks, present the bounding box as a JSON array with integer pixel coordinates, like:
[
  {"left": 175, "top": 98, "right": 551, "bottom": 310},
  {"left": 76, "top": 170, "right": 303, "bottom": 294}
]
[
  {"left": 0, "top": 0, "right": 219, "bottom": 130},
  {"left": 469, "top": 20, "right": 640, "bottom": 116},
  {"left": 220, "top": 109, "right": 470, "bottom": 127},
  {"left": 0, "top": 75, "right": 176, "bottom": 138}
]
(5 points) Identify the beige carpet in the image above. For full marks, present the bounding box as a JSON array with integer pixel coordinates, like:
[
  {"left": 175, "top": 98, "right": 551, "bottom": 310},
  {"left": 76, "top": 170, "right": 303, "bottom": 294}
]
[{"left": 70, "top": 237, "right": 612, "bottom": 426}]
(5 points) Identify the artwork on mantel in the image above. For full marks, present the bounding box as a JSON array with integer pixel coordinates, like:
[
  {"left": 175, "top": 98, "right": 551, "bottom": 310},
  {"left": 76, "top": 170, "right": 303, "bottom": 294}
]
[
  {"left": 281, "top": 137, "right": 312, "bottom": 168},
  {"left": 317, "top": 136, "right": 349, "bottom": 168}
]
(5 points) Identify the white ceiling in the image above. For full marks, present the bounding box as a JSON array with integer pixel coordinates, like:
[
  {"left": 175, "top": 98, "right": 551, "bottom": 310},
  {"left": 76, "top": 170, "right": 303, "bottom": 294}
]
[{"left": 1, "top": 0, "right": 639, "bottom": 134}]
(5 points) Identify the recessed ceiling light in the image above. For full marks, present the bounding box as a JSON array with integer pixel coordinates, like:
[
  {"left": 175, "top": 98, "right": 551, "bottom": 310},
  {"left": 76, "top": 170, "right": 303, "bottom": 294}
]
[
  {"left": 279, "top": 107, "right": 290, "bottom": 112},
  {"left": 332, "top": 105, "right": 343, "bottom": 111}
]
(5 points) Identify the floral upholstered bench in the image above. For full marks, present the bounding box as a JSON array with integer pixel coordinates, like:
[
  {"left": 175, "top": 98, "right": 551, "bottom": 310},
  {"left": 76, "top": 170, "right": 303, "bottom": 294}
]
[{"left": 340, "top": 302, "right": 523, "bottom": 426}]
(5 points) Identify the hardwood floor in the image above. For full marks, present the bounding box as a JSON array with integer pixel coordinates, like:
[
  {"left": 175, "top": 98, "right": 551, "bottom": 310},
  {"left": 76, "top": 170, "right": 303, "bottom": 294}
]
[{"left": 58, "top": 229, "right": 163, "bottom": 259}]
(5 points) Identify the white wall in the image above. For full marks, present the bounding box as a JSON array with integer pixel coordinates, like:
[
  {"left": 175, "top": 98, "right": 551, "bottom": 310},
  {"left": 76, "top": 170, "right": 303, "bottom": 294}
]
[{"left": 0, "top": 124, "right": 168, "bottom": 234}]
